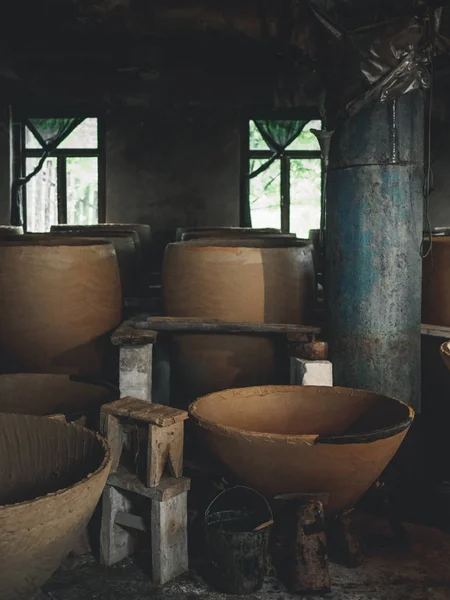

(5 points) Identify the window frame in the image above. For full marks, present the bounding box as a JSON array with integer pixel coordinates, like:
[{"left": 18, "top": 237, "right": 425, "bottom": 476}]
[
  {"left": 14, "top": 109, "right": 105, "bottom": 231},
  {"left": 241, "top": 108, "right": 322, "bottom": 234}
]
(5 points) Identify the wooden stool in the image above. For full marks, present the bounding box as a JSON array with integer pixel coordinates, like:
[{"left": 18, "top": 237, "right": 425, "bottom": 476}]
[
  {"left": 100, "top": 467, "right": 190, "bottom": 584},
  {"left": 101, "top": 396, "right": 188, "bottom": 487}
]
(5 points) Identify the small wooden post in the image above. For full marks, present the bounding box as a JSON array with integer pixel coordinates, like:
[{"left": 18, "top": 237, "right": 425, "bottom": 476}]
[
  {"left": 151, "top": 492, "right": 189, "bottom": 585},
  {"left": 290, "top": 500, "right": 330, "bottom": 594},
  {"left": 274, "top": 493, "right": 330, "bottom": 594},
  {"left": 100, "top": 485, "right": 136, "bottom": 566},
  {"left": 119, "top": 344, "right": 153, "bottom": 401}
]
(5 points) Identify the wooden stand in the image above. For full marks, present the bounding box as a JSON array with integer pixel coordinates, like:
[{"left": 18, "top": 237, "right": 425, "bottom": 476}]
[
  {"left": 101, "top": 397, "right": 188, "bottom": 487},
  {"left": 112, "top": 316, "right": 332, "bottom": 396},
  {"left": 99, "top": 396, "right": 190, "bottom": 584},
  {"left": 274, "top": 493, "right": 331, "bottom": 594},
  {"left": 100, "top": 468, "right": 190, "bottom": 584}
]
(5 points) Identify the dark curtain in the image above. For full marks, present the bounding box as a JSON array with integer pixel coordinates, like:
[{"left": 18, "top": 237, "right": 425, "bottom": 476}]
[
  {"left": 11, "top": 117, "right": 84, "bottom": 226},
  {"left": 243, "top": 119, "right": 309, "bottom": 227}
]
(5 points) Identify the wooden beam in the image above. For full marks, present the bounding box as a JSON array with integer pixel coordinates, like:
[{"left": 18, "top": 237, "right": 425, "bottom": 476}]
[{"left": 131, "top": 315, "right": 321, "bottom": 336}]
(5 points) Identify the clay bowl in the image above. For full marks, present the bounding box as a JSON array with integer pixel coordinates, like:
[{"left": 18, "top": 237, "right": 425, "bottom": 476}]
[
  {"left": 0, "top": 413, "right": 111, "bottom": 599},
  {"left": 0, "top": 373, "right": 118, "bottom": 427},
  {"left": 440, "top": 340, "right": 450, "bottom": 373},
  {"left": 189, "top": 385, "right": 414, "bottom": 515}
]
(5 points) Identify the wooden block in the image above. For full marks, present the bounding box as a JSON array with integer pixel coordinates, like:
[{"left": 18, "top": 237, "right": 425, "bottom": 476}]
[
  {"left": 103, "top": 397, "right": 187, "bottom": 426},
  {"left": 101, "top": 413, "right": 125, "bottom": 472},
  {"left": 108, "top": 467, "right": 191, "bottom": 502},
  {"left": 100, "top": 485, "right": 136, "bottom": 566},
  {"left": 148, "top": 422, "right": 184, "bottom": 487},
  {"left": 119, "top": 344, "right": 153, "bottom": 401},
  {"left": 290, "top": 357, "right": 333, "bottom": 386},
  {"left": 290, "top": 500, "right": 330, "bottom": 594},
  {"left": 112, "top": 321, "right": 158, "bottom": 346},
  {"left": 421, "top": 323, "right": 450, "bottom": 338},
  {"left": 151, "top": 491, "right": 189, "bottom": 585},
  {"left": 328, "top": 511, "right": 363, "bottom": 568}
]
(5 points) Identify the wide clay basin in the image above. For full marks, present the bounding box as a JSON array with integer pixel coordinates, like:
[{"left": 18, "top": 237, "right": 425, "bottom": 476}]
[
  {"left": 0, "top": 413, "right": 111, "bottom": 599},
  {"left": 0, "top": 374, "right": 118, "bottom": 426},
  {"left": 189, "top": 385, "right": 414, "bottom": 515}
]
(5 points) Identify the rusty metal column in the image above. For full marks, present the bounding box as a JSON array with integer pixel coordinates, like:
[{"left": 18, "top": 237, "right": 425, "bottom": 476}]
[{"left": 326, "top": 91, "right": 424, "bottom": 412}]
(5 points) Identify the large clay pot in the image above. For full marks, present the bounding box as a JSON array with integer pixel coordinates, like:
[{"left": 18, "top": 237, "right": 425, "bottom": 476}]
[
  {"left": 190, "top": 385, "right": 414, "bottom": 515},
  {"left": 51, "top": 230, "right": 140, "bottom": 297},
  {"left": 0, "top": 235, "right": 122, "bottom": 376},
  {"left": 176, "top": 227, "right": 281, "bottom": 242},
  {"left": 163, "top": 239, "right": 315, "bottom": 399},
  {"left": 0, "top": 374, "right": 118, "bottom": 426},
  {"left": 51, "top": 223, "right": 151, "bottom": 277},
  {"left": 422, "top": 236, "right": 450, "bottom": 326},
  {"left": 0, "top": 225, "right": 23, "bottom": 237},
  {"left": 0, "top": 413, "right": 111, "bottom": 599}
]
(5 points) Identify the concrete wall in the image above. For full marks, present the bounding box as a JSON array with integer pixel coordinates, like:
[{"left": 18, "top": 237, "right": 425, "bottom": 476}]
[{"left": 105, "top": 106, "right": 240, "bottom": 231}]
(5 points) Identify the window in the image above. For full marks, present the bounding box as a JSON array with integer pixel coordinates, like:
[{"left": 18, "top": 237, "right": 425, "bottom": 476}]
[
  {"left": 19, "top": 117, "right": 103, "bottom": 232},
  {"left": 246, "top": 119, "right": 322, "bottom": 239}
]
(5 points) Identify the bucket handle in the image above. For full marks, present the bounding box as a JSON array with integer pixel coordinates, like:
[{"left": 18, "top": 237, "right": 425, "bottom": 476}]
[{"left": 205, "top": 485, "right": 273, "bottom": 521}]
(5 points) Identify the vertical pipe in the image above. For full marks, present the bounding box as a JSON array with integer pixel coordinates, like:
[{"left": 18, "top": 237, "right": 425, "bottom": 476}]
[{"left": 326, "top": 91, "right": 424, "bottom": 412}]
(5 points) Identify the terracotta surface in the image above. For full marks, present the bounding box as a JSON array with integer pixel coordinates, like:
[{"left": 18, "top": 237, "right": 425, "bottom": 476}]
[
  {"left": 0, "top": 413, "right": 111, "bottom": 599},
  {"left": 0, "top": 225, "right": 23, "bottom": 237},
  {"left": 422, "top": 236, "right": 450, "bottom": 326},
  {"left": 0, "top": 374, "right": 118, "bottom": 423},
  {"left": 163, "top": 239, "right": 315, "bottom": 398},
  {"left": 171, "top": 334, "right": 282, "bottom": 399},
  {"left": 51, "top": 230, "right": 140, "bottom": 297},
  {"left": 189, "top": 385, "right": 414, "bottom": 515},
  {"left": 163, "top": 239, "right": 315, "bottom": 324},
  {"left": 0, "top": 236, "right": 122, "bottom": 376}
]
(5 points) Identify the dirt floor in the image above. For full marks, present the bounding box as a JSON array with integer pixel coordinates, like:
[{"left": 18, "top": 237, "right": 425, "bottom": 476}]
[{"left": 35, "top": 515, "right": 450, "bottom": 600}]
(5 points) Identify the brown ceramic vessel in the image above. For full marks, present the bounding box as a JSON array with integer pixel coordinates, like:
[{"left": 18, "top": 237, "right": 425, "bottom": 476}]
[
  {"left": 0, "top": 413, "right": 111, "bottom": 599},
  {"left": 163, "top": 239, "right": 315, "bottom": 398},
  {"left": 0, "top": 235, "right": 122, "bottom": 376},
  {"left": 0, "top": 373, "right": 118, "bottom": 426},
  {"left": 50, "top": 230, "right": 140, "bottom": 297},
  {"left": 189, "top": 385, "right": 414, "bottom": 515}
]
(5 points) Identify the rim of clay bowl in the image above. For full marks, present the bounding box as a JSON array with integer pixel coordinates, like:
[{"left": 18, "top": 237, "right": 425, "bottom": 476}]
[
  {"left": 0, "top": 416, "right": 111, "bottom": 512},
  {"left": 0, "top": 235, "right": 115, "bottom": 247},
  {"left": 169, "top": 238, "right": 311, "bottom": 249},
  {"left": 189, "top": 385, "right": 414, "bottom": 446}
]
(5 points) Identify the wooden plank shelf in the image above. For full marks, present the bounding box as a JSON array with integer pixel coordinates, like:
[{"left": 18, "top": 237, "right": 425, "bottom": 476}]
[
  {"left": 421, "top": 324, "right": 450, "bottom": 339},
  {"left": 129, "top": 314, "right": 322, "bottom": 339}
]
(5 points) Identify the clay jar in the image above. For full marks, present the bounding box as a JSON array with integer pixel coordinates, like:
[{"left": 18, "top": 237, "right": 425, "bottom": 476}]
[
  {"left": 162, "top": 238, "right": 315, "bottom": 399},
  {"left": 52, "top": 223, "right": 151, "bottom": 286},
  {"left": 0, "top": 413, "right": 111, "bottom": 599},
  {"left": 422, "top": 236, "right": 450, "bottom": 326},
  {"left": 190, "top": 385, "right": 414, "bottom": 515},
  {"left": 0, "top": 235, "right": 122, "bottom": 376},
  {"left": 51, "top": 230, "right": 140, "bottom": 298},
  {"left": 0, "top": 374, "right": 118, "bottom": 427}
]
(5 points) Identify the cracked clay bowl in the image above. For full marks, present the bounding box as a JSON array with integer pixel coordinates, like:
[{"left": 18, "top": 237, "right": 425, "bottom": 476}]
[
  {"left": 189, "top": 385, "right": 414, "bottom": 515},
  {"left": 0, "top": 413, "right": 111, "bottom": 599}
]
